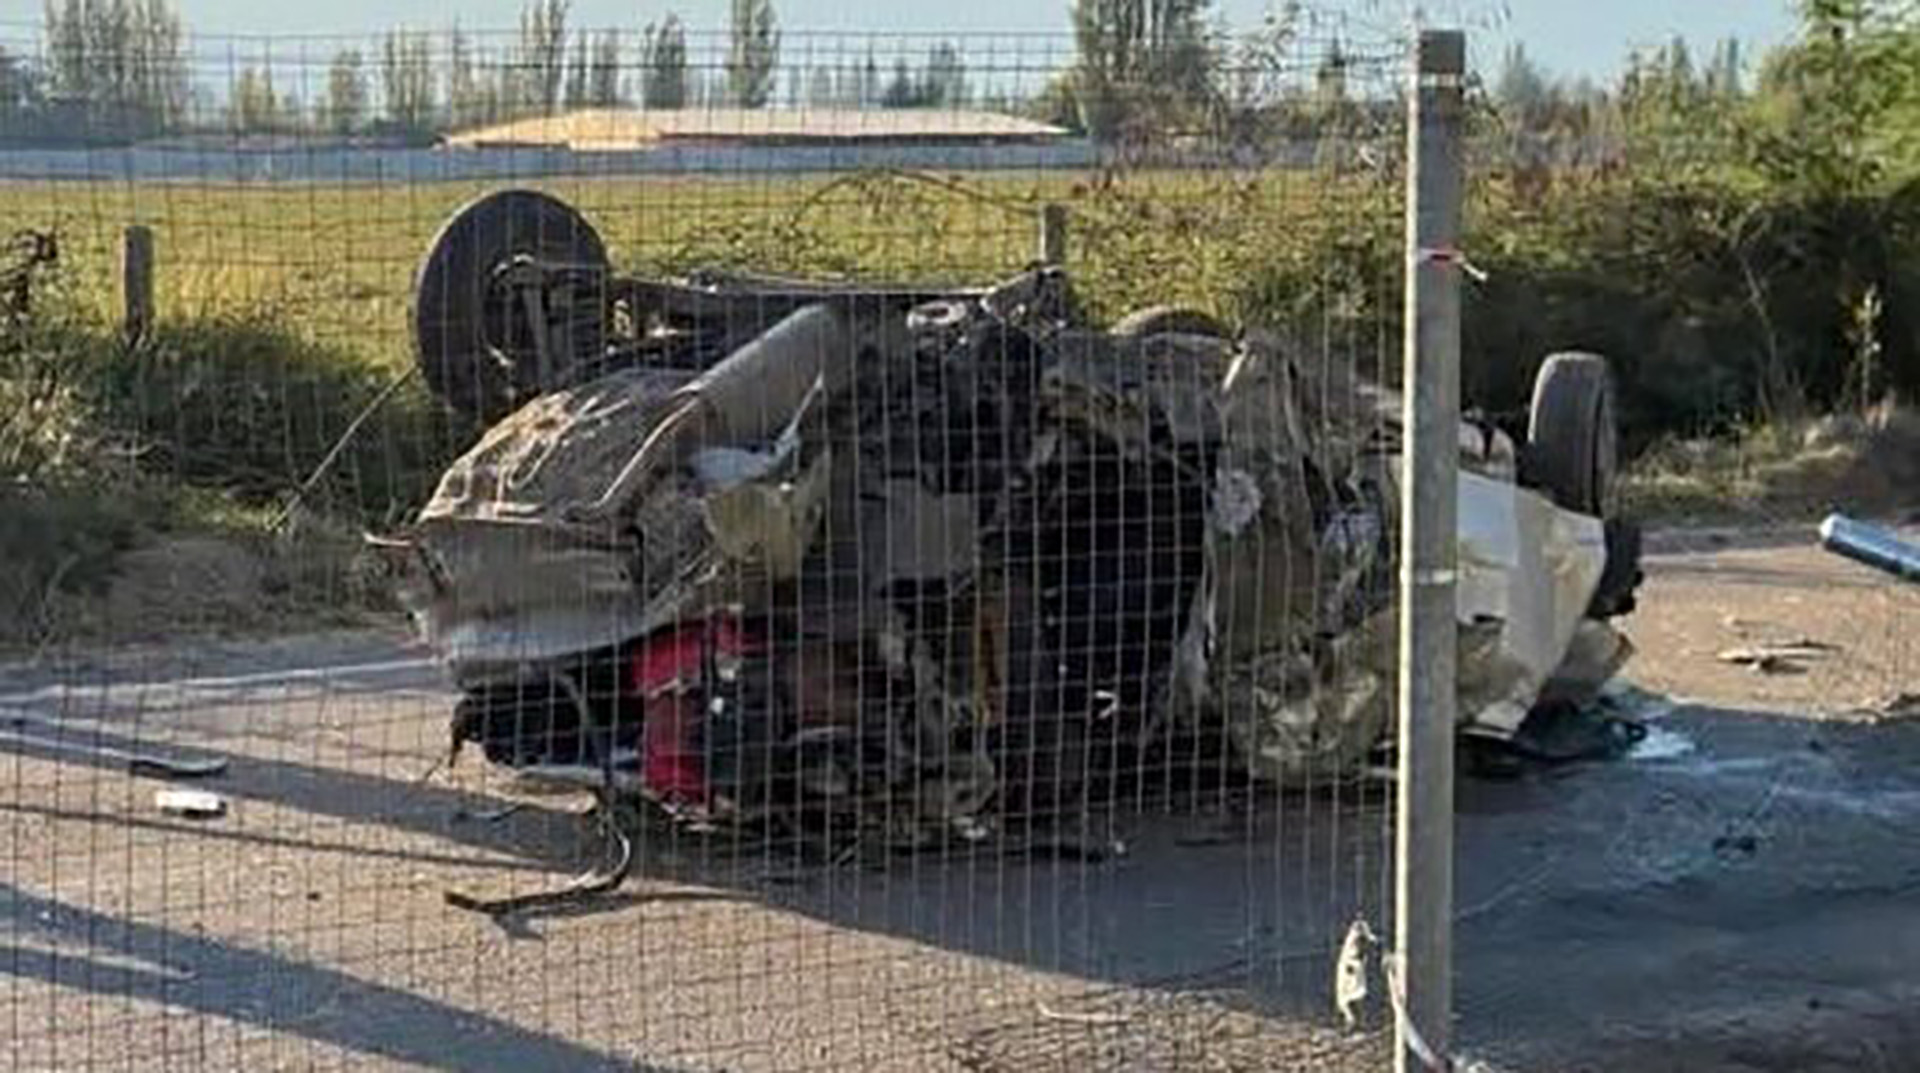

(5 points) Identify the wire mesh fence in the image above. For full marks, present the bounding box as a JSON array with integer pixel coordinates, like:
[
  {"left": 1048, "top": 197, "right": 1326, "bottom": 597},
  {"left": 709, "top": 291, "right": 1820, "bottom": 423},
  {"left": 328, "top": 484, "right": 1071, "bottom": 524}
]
[
  {"left": 0, "top": 13, "right": 1426, "bottom": 1073},
  {"left": 5, "top": 5, "right": 1919, "bottom": 1072}
]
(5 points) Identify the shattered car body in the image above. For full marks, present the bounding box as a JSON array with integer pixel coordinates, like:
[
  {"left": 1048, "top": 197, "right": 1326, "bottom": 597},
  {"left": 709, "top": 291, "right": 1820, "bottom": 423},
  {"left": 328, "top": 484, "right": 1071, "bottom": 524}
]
[{"left": 390, "top": 189, "right": 1641, "bottom": 841}]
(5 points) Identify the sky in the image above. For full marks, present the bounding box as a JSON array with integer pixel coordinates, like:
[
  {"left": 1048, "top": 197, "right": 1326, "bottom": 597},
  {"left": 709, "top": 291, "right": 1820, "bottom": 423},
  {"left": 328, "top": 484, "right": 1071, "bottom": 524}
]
[{"left": 10, "top": 0, "right": 1801, "bottom": 84}]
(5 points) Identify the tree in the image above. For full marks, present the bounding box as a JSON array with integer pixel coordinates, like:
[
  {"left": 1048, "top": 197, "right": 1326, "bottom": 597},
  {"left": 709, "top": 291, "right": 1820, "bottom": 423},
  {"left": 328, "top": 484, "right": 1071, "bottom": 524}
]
[
  {"left": 1497, "top": 43, "right": 1552, "bottom": 125},
  {"left": 726, "top": 0, "right": 780, "bottom": 108},
  {"left": 806, "top": 64, "right": 834, "bottom": 107},
  {"left": 45, "top": 0, "right": 90, "bottom": 106},
  {"left": 589, "top": 31, "right": 623, "bottom": 106},
  {"left": 42, "top": 0, "right": 187, "bottom": 140},
  {"left": 520, "top": 0, "right": 570, "bottom": 115},
  {"left": 379, "top": 30, "right": 436, "bottom": 134},
  {"left": 1070, "top": 0, "right": 1215, "bottom": 141},
  {"left": 565, "top": 32, "right": 590, "bottom": 109},
  {"left": 641, "top": 15, "right": 688, "bottom": 109},
  {"left": 1746, "top": 0, "right": 1920, "bottom": 193},
  {"left": 446, "top": 25, "right": 482, "bottom": 128},
  {"left": 130, "top": 0, "right": 187, "bottom": 132},
  {"left": 0, "top": 46, "right": 48, "bottom": 141},
  {"left": 879, "top": 43, "right": 969, "bottom": 109},
  {"left": 1707, "top": 38, "right": 1745, "bottom": 99},
  {"left": 322, "top": 49, "right": 368, "bottom": 135},
  {"left": 880, "top": 58, "right": 918, "bottom": 109},
  {"left": 231, "top": 66, "right": 279, "bottom": 133},
  {"left": 924, "top": 42, "right": 967, "bottom": 108}
]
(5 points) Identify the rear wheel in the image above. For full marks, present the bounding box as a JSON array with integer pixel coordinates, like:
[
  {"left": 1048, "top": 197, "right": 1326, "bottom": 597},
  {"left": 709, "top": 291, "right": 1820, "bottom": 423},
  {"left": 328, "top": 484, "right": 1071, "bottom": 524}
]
[
  {"left": 412, "top": 189, "right": 610, "bottom": 420},
  {"left": 1524, "top": 351, "right": 1617, "bottom": 517}
]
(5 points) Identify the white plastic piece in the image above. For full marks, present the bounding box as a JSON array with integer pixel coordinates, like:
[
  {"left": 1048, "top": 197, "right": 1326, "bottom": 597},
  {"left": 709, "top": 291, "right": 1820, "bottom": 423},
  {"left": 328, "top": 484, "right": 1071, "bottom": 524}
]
[
  {"left": 1454, "top": 471, "right": 1609, "bottom": 735},
  {"left": 155, "top": 789, "right": 227, "bottom": 819}
]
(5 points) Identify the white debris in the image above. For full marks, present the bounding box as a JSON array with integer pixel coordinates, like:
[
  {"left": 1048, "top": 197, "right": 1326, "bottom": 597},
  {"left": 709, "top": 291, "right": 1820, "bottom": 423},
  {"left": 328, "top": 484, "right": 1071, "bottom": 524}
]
[
  {"left": 1630, "top": 726, "right": 1696, "bottom": 761},
  {"left": 1335, "top": 918, "right": 1378, "bottom": 1028},
  {"left": 155, "top": 789, "right": 227, "bottom": 819}
]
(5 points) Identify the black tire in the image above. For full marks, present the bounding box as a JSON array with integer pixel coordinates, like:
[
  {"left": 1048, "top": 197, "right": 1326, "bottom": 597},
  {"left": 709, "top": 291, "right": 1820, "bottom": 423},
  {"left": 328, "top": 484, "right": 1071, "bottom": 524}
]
[
  {"left": 1524, "top": 351, "right": 1617, "bottom": 517},
  {"left": 1111, "top": 305, "right": 1230, "bottom": 340},
  {"left": 412, "top": 189, "right": 609, "bottom": 420}
]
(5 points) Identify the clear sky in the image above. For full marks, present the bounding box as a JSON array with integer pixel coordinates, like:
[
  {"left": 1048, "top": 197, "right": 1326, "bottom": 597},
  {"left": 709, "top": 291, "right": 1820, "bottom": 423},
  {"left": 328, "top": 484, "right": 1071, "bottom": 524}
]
[{"left": 49, "top": 0, "right": 1802, "bottom": 83}]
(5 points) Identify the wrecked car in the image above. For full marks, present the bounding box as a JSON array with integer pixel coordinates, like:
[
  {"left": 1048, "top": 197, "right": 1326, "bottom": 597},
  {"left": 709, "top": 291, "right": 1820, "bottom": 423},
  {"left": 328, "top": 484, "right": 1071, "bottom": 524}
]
[{"left": 388, "top": 188, "right": 1642, "bottom": 848}]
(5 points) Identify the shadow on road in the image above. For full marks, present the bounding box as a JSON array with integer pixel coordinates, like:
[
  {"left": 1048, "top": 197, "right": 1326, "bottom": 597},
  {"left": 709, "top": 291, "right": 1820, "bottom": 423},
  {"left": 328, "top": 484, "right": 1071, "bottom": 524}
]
[
  {"left": 0, "top": 880, "right": 682, "bottom": 1072},
  {"left": 10, "top": 689, "right": 1920, "bottom": 1070}
]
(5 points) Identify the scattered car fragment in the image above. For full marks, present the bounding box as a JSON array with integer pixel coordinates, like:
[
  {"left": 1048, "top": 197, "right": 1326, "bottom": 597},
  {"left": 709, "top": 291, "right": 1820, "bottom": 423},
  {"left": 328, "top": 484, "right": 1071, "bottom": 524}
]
[
  {"left": 387, "top": 188, "right": 1644, "bottom": 855},
  {"left": 1820, "top": 514, "right": 1920, "bottom": 584},
  {"left": 155, "top": 789, "right": 228, "bottom": 819}
]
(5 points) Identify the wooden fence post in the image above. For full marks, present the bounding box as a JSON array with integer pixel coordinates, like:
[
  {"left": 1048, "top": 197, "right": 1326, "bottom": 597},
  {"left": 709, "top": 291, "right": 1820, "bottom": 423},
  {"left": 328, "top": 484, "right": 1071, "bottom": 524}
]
[
  {"left": 1038, "top": 203, "right": 1068, "bottom": 265},
  {"left": 122, "top": 225, "right": 154, "bottom": 344}
]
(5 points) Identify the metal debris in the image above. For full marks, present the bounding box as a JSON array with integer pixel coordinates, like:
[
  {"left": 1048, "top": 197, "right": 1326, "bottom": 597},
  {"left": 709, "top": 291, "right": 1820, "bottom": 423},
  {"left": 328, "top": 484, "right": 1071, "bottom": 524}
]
[
  {"left": 1820, "top": 513, "right": 1920, "bottom": 584},
  {"left": 385, "top": 190, "right": 1646, "bottom": 860}
]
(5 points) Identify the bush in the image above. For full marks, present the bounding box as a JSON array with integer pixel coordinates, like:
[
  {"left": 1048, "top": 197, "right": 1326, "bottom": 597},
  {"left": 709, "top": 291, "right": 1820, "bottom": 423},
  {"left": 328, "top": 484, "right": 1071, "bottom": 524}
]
[
  {"left": 1, "top": 280, "right": 474, "bottom": 645},
  {"left": 1464, "top": 177, "right": 1920, "bottom": 448},
  {"left": 73, "top": 313, "right": 471, "bottom": 528}
]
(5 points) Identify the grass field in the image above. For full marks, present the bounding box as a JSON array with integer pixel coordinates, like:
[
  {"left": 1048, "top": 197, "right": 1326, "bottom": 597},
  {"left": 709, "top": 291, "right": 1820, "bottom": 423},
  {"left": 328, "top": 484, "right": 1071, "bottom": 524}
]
[{"left": 0, "top": 171, "right": 1398, "bottom": 362}]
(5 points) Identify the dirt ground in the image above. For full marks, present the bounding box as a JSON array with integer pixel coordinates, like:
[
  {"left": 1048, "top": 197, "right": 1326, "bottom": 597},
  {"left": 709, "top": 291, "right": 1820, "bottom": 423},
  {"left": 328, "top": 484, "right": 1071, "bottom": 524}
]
[
  {"left": 0, "top": 525, "right": 1914, "bottom": 1072},
  {"left": 1627, "top": 524, "right": 1918, "bottom": 718}
]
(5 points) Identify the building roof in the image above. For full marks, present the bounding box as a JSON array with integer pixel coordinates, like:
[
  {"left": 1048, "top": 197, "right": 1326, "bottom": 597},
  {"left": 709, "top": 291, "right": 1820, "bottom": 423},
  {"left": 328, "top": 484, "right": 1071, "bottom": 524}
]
[{"left": 445, "top": 108, "right": 1069, "bottom": 150}]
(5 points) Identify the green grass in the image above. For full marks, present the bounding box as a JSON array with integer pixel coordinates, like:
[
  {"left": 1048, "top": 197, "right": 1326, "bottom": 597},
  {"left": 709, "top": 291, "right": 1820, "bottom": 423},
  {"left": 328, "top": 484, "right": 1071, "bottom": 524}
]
[{"left": 0, "top": 171, "right": 1401, "bottom": 349}]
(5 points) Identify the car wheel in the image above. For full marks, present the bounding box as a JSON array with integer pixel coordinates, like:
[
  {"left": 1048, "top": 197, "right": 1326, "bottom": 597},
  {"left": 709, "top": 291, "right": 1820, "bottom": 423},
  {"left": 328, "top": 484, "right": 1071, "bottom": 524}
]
[
  {"left": 1524, "top": 351, "right": 1617, "bottom": 517},
  {"left": 413, "top": 189, "right": 609, "bottom": 421}
]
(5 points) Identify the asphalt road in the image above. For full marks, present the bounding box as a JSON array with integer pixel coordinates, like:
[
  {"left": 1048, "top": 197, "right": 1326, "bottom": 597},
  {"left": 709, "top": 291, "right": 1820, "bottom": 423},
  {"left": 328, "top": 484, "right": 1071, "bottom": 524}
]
[{"left": 0, "top": 532, "right": 1915, "bottom": 1072}]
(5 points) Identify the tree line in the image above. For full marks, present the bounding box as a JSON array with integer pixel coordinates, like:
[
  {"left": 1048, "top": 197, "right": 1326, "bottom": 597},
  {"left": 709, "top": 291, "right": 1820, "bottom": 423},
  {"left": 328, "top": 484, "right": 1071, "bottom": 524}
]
[
  {"left": 2, "top": 0, "right": 1915, "bottom": 158},
  {"left": 2, "top": 0, "right": 986, "bottom": 144}
]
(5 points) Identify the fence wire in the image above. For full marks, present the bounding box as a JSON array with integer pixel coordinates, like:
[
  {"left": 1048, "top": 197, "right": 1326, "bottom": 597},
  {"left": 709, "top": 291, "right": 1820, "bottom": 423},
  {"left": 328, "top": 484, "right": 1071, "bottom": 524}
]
[
  {"left": 7, "top": 8, "right": 1915, "bottom": 1073},
  {"left": 0, "top": 17, "right": 1414, "bottom": 1073}
]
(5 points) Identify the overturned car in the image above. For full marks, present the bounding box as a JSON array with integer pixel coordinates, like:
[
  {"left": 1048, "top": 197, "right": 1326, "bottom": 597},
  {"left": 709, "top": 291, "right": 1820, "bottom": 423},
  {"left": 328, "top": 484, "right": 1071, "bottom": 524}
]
[{"left": 388, "top": 189, "right": 1642, "bottom": 846}]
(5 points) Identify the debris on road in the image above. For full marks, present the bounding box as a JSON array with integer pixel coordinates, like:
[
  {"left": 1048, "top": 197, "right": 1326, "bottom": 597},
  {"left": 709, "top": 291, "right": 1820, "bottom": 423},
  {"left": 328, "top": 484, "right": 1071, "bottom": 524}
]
[
  {"left": 1335, "top": 919, "right": 1379, "bottom": 1029},
  {"left": 1843, "top": 692, "right": 1920, "bottom": 724},
  {"left": 154, "top": 789, "right": 227, "bottom": 819},
  {"left": 1716, "top": 642, "right": 1836, "bottom": 674},
  {"left": 1820, "top": 513, "right": 1920, "bottom": 584}
]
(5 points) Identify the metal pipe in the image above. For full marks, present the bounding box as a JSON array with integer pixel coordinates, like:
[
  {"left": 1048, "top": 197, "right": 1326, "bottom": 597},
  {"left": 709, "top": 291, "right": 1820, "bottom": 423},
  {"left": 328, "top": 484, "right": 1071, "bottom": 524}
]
[
  {"left": 1820, "top": 514, "right": 1920, "bottom": 584},
  {"left": 1397, "top": 28, "right": 1466, "bottom": 1073}
]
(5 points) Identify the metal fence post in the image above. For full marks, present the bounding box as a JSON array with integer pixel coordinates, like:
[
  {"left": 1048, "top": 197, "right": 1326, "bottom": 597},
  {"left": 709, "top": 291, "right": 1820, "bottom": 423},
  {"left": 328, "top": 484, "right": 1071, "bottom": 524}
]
[{"left": 1397, "top": 28, "right": 1465, "bottom": 1073}]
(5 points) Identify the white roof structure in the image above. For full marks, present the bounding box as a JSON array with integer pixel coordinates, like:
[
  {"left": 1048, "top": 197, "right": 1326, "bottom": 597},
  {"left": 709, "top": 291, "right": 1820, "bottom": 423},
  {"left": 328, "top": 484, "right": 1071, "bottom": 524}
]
[{"left": 446, "top": 108, "right": 1070, "bottom": 150}]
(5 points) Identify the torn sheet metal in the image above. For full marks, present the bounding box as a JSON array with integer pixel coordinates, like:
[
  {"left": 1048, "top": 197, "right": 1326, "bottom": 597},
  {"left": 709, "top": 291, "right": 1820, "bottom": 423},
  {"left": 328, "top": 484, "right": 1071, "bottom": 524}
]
[
  {"left": 1455, "top": 471, "right": 1610, "bottom": 735},
  {"left": 391, "top": 238, "right": 1644, "bottom": 835},
  {"left": 1216, "top": 466, "right": 1613, "bottom": 781}
]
